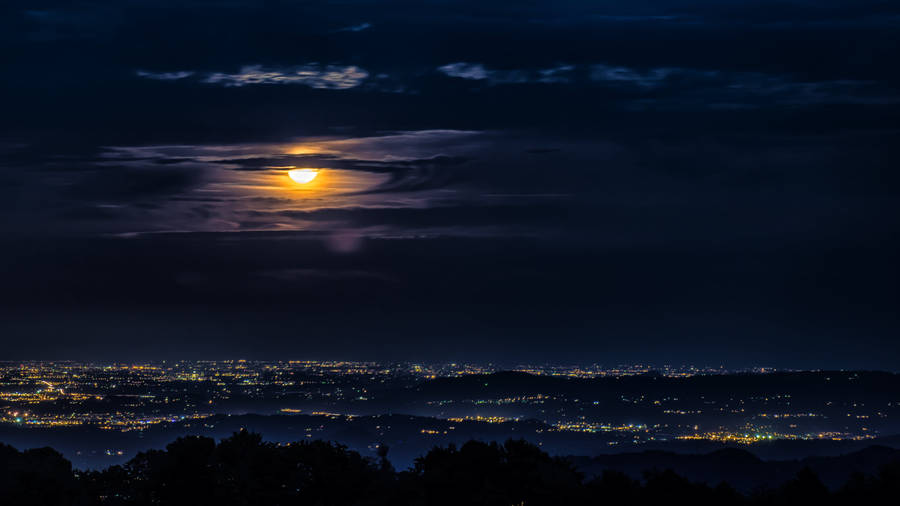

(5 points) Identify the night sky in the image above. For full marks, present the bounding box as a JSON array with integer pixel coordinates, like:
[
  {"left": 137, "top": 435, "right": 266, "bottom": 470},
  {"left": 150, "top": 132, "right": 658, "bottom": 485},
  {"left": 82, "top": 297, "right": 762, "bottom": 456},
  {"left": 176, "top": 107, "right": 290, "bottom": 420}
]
[{"left": 1, "top": 1, "right": 898, "bottom": 368}]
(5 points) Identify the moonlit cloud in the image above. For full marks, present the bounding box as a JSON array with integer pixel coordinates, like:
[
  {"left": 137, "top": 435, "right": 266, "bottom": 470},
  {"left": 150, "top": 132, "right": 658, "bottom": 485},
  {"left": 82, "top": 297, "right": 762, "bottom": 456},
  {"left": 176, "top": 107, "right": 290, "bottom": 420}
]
[
  {"left": 78, "top": 130, "right": 490, "bottom": 235},
  {"left": 201, "top": 65, "right": 369, "bottom": 89}
]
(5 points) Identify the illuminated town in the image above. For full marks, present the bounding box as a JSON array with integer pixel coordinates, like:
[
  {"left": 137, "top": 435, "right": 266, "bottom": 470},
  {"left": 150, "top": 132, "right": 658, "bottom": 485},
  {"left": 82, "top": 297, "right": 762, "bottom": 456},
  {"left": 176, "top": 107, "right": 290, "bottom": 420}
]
[{"left": 1, "top": 361, "right": 893, "bottom": 460}]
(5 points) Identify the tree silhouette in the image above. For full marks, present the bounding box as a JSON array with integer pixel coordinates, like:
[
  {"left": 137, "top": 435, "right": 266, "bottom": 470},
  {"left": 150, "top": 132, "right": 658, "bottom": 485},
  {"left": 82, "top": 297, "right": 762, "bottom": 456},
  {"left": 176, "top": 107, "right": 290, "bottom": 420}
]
[
  {"left": 1, "top": 435, "right": 898, "bottom": 505},
  {"left": 0, "top": 443, "right": 78, "bottom": 506}
]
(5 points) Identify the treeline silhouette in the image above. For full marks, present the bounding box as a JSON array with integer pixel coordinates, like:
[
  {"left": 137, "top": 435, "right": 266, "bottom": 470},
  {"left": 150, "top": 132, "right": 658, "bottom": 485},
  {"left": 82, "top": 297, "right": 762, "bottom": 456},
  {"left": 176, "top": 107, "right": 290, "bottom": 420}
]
[{"left": 2, "top": 431, "right": 899, "bottom": 505}]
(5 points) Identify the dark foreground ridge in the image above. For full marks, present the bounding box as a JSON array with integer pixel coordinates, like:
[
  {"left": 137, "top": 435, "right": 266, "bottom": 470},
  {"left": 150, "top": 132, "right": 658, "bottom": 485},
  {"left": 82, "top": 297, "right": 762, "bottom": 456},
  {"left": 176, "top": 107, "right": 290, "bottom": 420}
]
[{"left": 3, "top": 431, "right": 900, "bottom": 505}]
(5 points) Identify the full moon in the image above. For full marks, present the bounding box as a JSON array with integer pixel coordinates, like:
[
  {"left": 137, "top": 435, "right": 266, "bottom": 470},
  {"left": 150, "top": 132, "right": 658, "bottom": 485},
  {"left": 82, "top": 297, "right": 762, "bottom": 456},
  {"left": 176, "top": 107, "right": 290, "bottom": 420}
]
[{"left": 288, "top": 168, "right": 319, "bottom": 184}]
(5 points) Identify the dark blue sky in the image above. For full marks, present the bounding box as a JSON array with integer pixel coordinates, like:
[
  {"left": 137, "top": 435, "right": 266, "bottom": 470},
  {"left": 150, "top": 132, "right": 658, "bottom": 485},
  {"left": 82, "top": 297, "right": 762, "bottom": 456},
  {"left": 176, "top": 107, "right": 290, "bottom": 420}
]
[{"left": 1, "top": 1, "right": 898, "bottom": 368}]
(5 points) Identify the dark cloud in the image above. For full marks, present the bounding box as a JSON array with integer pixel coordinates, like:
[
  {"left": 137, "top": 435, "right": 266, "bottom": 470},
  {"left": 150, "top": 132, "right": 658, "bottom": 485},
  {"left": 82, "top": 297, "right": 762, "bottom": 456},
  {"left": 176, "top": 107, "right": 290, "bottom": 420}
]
[{"left": 63, "top": 166, "right": 204, "bottom": 201}]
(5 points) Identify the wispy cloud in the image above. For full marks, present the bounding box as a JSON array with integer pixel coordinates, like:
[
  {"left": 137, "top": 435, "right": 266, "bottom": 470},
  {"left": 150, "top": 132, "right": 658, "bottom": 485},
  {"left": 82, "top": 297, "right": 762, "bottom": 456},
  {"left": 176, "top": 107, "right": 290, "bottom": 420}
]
[
  {"left": 437, "top": 63, "right": 573, "bottom": 84},
  {"left": 203, "top": 64, "right": 369, "bottom": 89},
  {"left": 136, "top": 65, "right": 369, "bottom": 89},
  {"left": 538, "top": 65, "right": 575, "bottom": 84},
  {"left": 438, "top": 62, "right": 690, "bottom": 88},
  {"left": 438, "top": 63, "right": 492, "bottom": 80},
  {"left": 135, "top": 70, "right": 194, "bottom": 81},
  {"left": 336, "top": 22, "right": 372, "bottom": 32},
  {"left": 434, "top": 61, "right": 898, "bottom": 107},
  {"left": 589, "top": 65, "right": 679, "bottom": 88},
  {"left": 723, "top": 76, "right": 898, "bottom": 105}
]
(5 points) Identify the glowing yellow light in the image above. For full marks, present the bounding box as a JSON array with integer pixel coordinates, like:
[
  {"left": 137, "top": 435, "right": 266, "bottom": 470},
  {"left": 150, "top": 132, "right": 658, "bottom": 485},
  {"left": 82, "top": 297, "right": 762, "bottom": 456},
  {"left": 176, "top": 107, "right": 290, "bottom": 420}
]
[{"left": 287, "top": 168, "right": 319, "bottom": 184}]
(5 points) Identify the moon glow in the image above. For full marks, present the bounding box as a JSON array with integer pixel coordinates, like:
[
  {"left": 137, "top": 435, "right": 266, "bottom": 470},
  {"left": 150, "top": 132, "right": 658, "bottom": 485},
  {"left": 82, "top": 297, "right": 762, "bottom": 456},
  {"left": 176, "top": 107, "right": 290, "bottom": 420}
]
[{"left": 288, "top": 168, "right": 319, "bottom": 184}]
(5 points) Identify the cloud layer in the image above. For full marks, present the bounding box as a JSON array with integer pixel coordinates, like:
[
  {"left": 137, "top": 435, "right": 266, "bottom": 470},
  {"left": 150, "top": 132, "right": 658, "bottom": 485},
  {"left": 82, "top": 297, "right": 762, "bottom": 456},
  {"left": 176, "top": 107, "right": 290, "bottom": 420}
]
[{"left": 1, "top": 0, "right": 899, "bottom": 365}]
